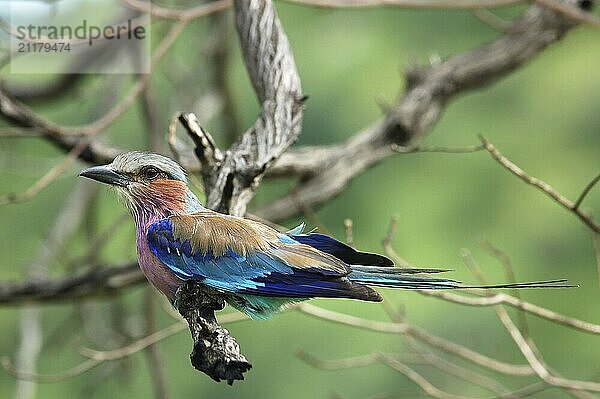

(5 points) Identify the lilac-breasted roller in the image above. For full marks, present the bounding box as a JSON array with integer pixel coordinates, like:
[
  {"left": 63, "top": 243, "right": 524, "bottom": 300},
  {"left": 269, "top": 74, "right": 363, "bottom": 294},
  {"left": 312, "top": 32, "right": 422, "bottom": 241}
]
[{"left": 80, "top": 152, "right": 571, "bottom": 319}]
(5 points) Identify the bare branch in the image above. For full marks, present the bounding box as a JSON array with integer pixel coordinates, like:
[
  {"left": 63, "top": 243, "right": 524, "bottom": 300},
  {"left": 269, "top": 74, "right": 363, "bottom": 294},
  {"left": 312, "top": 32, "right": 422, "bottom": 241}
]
[
  {"left": 2, "top": 310, "right": 248, "bottom": 385},
  {"left": 123, "top": 0, "right": 232, "bottom": 21},
  {"left": 199, "top": 0, "right": 304, "bottom": 215},
  {"left": 178, "top": 112, "right": 224, "bottom": 179},
  {"left": 298, "top": 350, "right": 511, "bottom": 396},
  {"left": 142, "top": 292, "right": 169, "bottom": 399},
  {"left": 0, "top": 20, "right": 188, "bottom": 165},
  {"left": 297, "top": 300, "right": 600, "bottom": 395},
  {"left": 594, "top": 234, "right": 600, "bottom": 287},
  {"left": 164, "top": 0, "right": 306, "bottom": 382},
  {"left": 471, "top": 8, "right": 514, "bottom": 31},
  {"left": 379, "top": 355, "right": 476, "bottom": 399},
  {"left": 296, "top": 303, "right": 534, "bottom": 376},
  {"left": 478, "top": 239, "right": 530, "bottom": 337},
  {"left": 343, "top": 219, "right": 354, "bottom": 246},
  {"left": 496, "top": 305, "right": 600, "bottom": 392},
  {"left": 282, "top": 0, "right": 523, "bottom": 9},
  {"left": 379, "top": 301, "right": 515, "bottom": 397},
  {"left": 255, "top": 1, "right": 584, "bottom": 221},
  {"left": 461, "top": 251, "right": 600, "bottom": 395},
  {"left": 392, "top": 143, "right": 485, "bottom": 154},
  {"left": 574, "top": 173, "right": 600, "bottom": 211},
  {"left": 479, "top": 136, "right": 599, "bottom": 233},
  {"left": 79, "top": 312, "right": 246, "bottom": 362},
  {"left": 0, "top": 263, "right": 143, "bottom": 304},
  {"left": 0, "top": 137, "right": 93, "bottom": 206},
  {"left": 284, "top": 0, "right": 600, "bottom": 27},
  {"left": 381, "top": 215, "right": 412, "bottom": 267},
  {"left": 419, "top": 290, "right": 600, "bottom": 335},
  {"left": 1, "top": 357, "right": 101, "bottom": 384},
  {"left": 13, "top": 182, "right": 97, "bottom": 399},
  {"left": 208, "top": 11, "right": 241, "bottom": 145},
  {"left": 79, "top": 322, "right": 186, "bottom": 362}
]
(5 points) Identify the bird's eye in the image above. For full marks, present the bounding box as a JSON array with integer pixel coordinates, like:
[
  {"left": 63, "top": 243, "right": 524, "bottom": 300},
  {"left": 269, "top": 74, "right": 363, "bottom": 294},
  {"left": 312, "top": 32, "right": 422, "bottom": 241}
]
[{"left": 142, "top": 166, "right": 161, "bottom": 180}]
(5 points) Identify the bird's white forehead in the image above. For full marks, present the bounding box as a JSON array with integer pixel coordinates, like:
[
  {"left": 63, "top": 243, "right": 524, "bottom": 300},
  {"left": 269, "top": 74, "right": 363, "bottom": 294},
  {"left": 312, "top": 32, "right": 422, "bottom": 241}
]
[{"left": 111, "top": 152, "right": 187, "bottom": 181}]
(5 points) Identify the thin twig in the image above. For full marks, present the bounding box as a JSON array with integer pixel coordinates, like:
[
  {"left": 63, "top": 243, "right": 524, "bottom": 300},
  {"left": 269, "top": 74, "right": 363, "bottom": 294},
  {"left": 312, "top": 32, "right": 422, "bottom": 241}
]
[
  {"left": 0, "top": 20, "right": 188, "bottom": 207},
  {"left": 471, "top": 8, "right": 514, "bottom": 31},
  {"left": 379, "top": 301, "right": 515, "bottom": 396},
  {"left": 298, "top": 350, "right": 510, "bottom": 396},
  {"left": 418, "top": 290, "right": 600, "bottom": 335},
  {"left": 283, "top": 0, "right": 523, "bottom": 9},
  {"left": 496, "top": 305, "right": 600, "bottom": 392},
  {"left": 142, "top": 291, "right": 169, "bottom": 399},
  {"left": 13, "top": 182, "right": 97, "bottom": 399},
  {"left": 208, "top": 11, "right": 240, "bottom": 146},
  {"left": 256, "top": 2, "right": 585, "bottom": 221},
  {"left": 343, "top": 219, "right": 354, "bottom": 246},
  {"left": 140, "top": 85, "right": 162, "bottom": 153},
  {"left": 177, "top": 112, "right": 223, "bottom": 176},
  {"left": 1, "top": 357, "right": 101, "bottom": 383},
  {"left": 574, "top": 173, "right": 600, "bottom": 211},
  {"left": 478, "top": 239, "right": 530, "bottom": 338},
  {"left": 381, "top": 215, "right": 412, "bottom": 267},
  {"left": 593, "top": 234, "right": 600, "bottom": 287},
  {"left": 461, "top": 251, "right": 600, "bottom": 394},
  {"left": 284, "top": 0, "right": 600, "bottom": 28},
  {"left": 123, "top": 0, "right": 232, "bottom": 21},
  {"left": 80, "top": 312, "right": 247, "bottom": 362},
  {"left": 479, "top": 135, "right": 599, "bottom": 233},
  {"left": 296, "top": 303, "right": 534, "bottom": 376},
  {"left": 0, "top": 135, "right": 93, "bottom": 206},
  {"left": 380, "top": 355, "right": 476, "bottom": 399},
  {"left": 391, "top": 143, "right": 485, "bottom": 154}
]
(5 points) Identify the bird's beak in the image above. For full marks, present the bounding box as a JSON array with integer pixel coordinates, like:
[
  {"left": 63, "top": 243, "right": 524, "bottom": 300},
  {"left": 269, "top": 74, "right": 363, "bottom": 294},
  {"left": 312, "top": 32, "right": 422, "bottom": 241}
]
[{"left": 79, "top": 165, "right": 129, "bottom": 187}]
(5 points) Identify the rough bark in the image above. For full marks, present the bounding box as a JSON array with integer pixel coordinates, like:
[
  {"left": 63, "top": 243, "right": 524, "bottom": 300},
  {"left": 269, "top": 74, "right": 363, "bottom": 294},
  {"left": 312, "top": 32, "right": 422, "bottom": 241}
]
[{"left": 176, "top": 282, "right": 251, "bottom": 385}]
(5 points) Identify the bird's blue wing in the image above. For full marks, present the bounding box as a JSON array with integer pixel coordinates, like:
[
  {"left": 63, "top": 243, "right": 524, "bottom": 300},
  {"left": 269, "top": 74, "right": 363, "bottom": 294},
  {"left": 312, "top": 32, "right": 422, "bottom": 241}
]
[
  {"left": 146, "top": 216, "right": 379, "bottom": 300},
  {"left": 289, "top": 231, "right": 394, "bottom": 267}
]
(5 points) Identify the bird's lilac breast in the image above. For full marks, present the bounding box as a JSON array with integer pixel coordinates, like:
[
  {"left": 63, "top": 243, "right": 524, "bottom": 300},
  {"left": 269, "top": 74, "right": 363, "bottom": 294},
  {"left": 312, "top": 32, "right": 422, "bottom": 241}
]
[{"left": 136, "top": 222, "right": 183, "bottom": 301}]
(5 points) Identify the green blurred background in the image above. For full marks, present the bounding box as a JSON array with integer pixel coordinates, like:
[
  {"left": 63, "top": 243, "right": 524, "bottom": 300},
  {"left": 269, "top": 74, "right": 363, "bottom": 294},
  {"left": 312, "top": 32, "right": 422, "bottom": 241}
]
[{"left": 0, "top": 1, "right": 599, "bottom": 398}]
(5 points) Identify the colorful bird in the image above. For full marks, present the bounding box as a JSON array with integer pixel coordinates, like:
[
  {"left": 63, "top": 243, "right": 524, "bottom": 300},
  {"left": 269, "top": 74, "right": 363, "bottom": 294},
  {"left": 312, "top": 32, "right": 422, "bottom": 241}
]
[{"left": 80, "top": 152, "right": 571, "bottom": 319}]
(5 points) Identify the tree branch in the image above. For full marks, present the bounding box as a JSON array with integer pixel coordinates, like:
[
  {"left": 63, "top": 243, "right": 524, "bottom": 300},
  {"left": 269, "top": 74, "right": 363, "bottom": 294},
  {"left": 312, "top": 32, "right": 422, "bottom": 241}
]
[
  {"left": 175, "top": 282, "right": 252, "bottom": 385},
  {"left": 282, "top": 0, "right": 523, "bottom": 9},
  {"left": 297, "top": 303, "right": 534, "bottom": 376},
  {"left": 170, "top": 0, "right": 304, "bottom": 383},
  {"left": 196, "top": 0, "right": 304, "bottom": 216},
  {"left": 0, "top": 264, "right": 143, "bottom": 304},
  {"left": 479, "top": 135, "right": 599, "bottom": 233},
  {"left": 255, "top": 0, "right": 587, "bottom": 222},
  {"left": 0, "top": 19, "right": 189, "bottom": 165}
]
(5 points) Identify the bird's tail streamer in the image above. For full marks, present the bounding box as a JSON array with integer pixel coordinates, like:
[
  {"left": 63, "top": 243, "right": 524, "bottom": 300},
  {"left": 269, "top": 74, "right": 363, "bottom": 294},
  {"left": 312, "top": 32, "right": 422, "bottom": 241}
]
[{"left": 348, "top": 266, "right": 577, "bottom": 289}]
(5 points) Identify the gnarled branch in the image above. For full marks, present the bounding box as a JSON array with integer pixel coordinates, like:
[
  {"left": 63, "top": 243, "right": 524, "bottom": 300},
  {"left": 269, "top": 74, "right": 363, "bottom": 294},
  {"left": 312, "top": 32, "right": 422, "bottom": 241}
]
[
  {"left": 174, "top": 0, "right": 304, "bottom": 383},
  {"left": 255, "top": 0, "right": 587, "bottom": 222},
  {"left": 201, "top": 0, "right": 305, "bottom": 216}
]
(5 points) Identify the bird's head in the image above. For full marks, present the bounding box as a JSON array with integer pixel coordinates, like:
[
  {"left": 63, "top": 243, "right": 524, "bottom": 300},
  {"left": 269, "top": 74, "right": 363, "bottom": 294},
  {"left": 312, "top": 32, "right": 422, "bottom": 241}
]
[{"left": 79, "top": 152, "right": 201, "bottom": 219}]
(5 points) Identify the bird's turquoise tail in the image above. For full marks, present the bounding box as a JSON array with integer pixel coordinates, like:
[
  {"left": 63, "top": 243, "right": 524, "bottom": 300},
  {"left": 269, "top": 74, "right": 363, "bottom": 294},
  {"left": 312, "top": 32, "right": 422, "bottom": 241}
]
[{"left": 348, "top": 265, "right": 575, "bottom": 290}]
